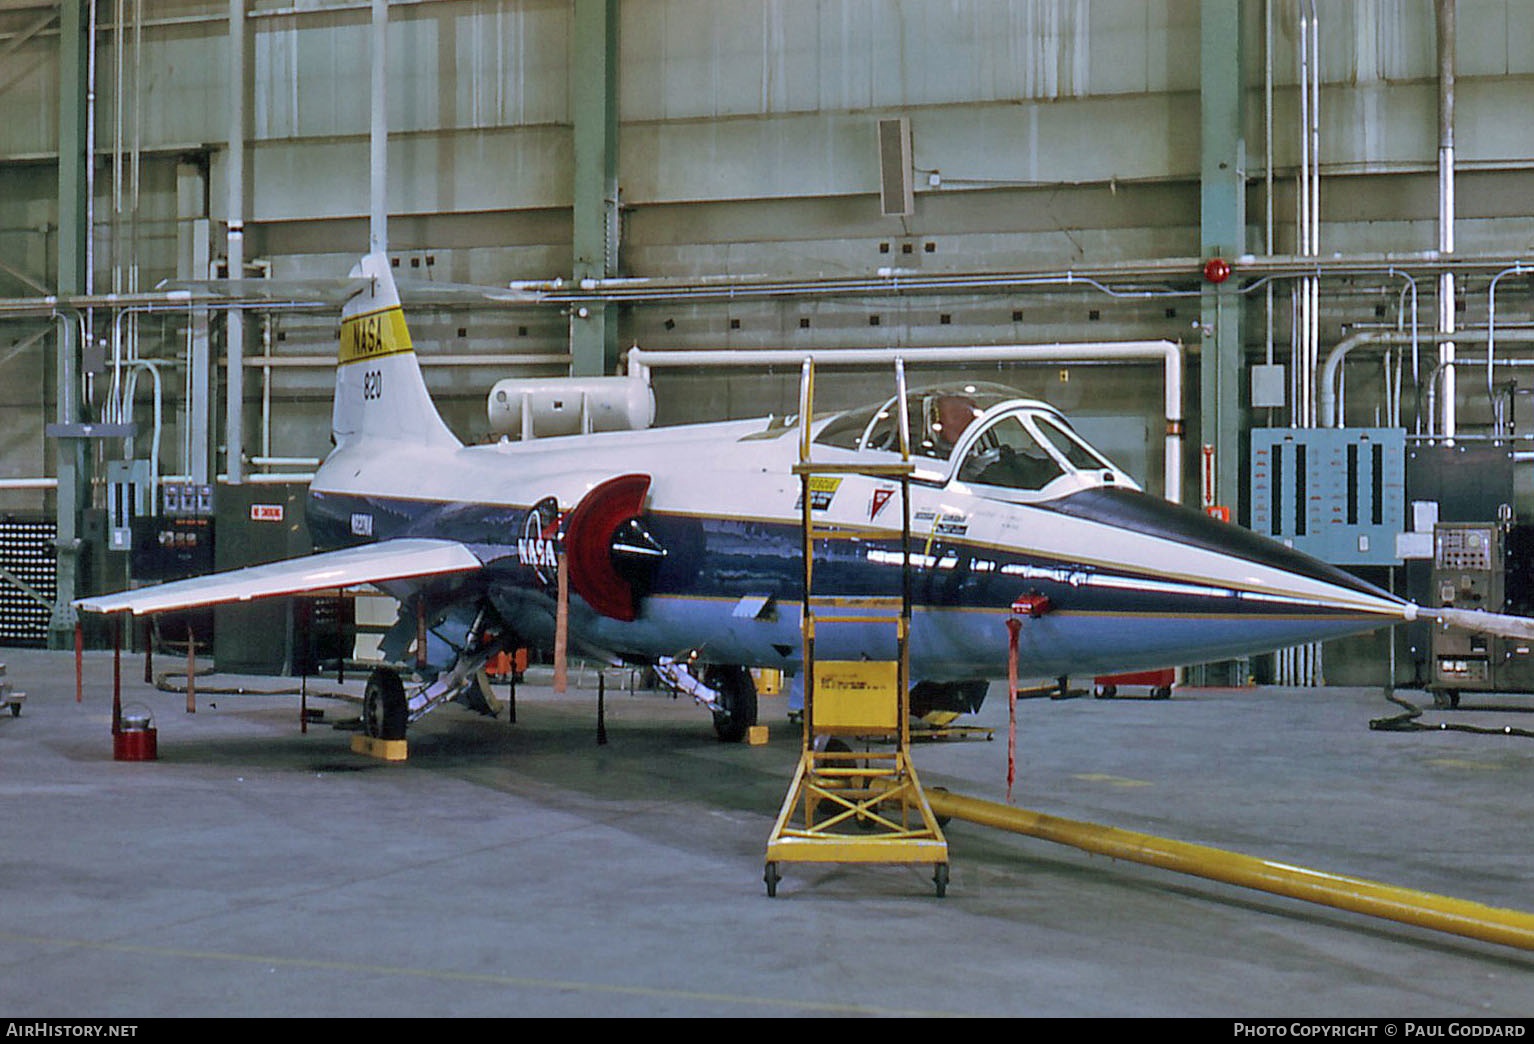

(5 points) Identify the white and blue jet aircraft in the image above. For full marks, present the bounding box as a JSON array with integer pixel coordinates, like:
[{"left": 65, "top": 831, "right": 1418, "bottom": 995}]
[{"left": 76, "top": 252, "right": 1534, "bottom": 742}]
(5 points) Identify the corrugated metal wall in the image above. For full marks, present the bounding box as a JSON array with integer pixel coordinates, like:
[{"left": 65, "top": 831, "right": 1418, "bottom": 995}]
[{"left": 1, "top": 0, "right": 1534, "bottom": 505}]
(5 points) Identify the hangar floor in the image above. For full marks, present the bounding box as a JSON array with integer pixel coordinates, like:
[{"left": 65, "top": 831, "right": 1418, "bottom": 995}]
[{"left": 2, "top": 647, "right": 1531, "bottom": 1018}]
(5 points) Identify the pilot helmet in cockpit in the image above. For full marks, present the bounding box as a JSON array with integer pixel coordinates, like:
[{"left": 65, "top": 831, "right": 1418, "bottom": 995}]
[{"left": 925, "top": 393, "right": 983, "bottom": 457}]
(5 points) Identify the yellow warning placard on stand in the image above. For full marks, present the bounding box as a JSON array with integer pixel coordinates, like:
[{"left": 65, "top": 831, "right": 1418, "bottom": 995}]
[{"left": 813, "top": 661, "right": 900, "bottom": 731}]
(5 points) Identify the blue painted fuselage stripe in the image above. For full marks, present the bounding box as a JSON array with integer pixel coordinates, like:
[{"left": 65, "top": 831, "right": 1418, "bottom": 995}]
[{"left": 307, "top": 489, "right": 1390, "bottom": 679}]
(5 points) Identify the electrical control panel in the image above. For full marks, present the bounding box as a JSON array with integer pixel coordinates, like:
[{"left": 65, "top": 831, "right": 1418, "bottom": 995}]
[
  {"left": 1249, "top": 428, "right": 1406, "bottom": 565},
  {"left": 1429, "top": 522, "right": 1534, "bottom": 698}
]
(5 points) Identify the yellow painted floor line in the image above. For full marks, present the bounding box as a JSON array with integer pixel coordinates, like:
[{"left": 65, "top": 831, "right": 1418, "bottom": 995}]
[{"left": 1071, "top": 773, "right": 1154, "bottom": 788}]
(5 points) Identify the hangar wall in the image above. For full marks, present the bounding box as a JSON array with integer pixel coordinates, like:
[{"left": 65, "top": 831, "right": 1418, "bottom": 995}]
[{"left": 1, "top": 1, "right": 1532, "bottom": 679}]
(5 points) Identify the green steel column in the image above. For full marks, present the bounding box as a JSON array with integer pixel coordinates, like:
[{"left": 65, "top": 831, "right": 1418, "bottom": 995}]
[
  {"left": 51, "top": 0, "right": 90, "bottom": 647},
  {"left": 1199, "top": 0, "right": 1246, "bottom": 519},
  {"left": 570, "top": 0, "right": 619, "bottom": 376}
]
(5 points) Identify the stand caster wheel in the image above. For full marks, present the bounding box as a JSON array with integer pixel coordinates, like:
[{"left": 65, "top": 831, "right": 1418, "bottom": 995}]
[
  {"left": 933, "top": 863, "right": 949, "bottom": 898},
  {"left": 764, "top": 862, "right": 780, "bottom": 897}
]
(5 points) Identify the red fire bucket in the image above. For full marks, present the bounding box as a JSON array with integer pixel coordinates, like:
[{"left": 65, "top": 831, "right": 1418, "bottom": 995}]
[{"left": 114, "top": 706, "right": 158, "bottom": 762}]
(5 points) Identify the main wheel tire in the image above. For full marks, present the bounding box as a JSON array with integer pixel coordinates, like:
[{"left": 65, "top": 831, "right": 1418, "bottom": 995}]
[
  {"left": 363, "top": 668, "right": 408, "bottom": 740},
  {"left": 705, "top": 665, "right": 757, "bottom": 743}
]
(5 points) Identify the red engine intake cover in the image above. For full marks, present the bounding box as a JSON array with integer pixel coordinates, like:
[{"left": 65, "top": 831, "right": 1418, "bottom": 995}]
[{"left": 563, "top": 474, "right": 653, "bottom": 622}]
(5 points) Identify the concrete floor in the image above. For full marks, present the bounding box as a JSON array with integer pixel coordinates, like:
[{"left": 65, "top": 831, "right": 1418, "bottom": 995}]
[{"left": 2, "top": 647, "right": 1532, "bottom": 1018}]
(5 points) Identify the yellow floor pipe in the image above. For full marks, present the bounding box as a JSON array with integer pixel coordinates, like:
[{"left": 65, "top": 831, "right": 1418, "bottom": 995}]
[{"left": 924, "top": 787, "right": 1534, "bottom": 951}]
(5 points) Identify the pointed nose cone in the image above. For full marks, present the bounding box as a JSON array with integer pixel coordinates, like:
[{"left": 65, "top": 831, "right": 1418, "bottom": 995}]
[{"left": 1047, "top": 487, "right": 1409, "bottom": 657}]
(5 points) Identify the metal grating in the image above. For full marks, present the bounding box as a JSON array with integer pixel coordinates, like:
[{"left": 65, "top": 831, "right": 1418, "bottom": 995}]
[{"left": 0, "top": 518, "right": 57, "bottom": 646}]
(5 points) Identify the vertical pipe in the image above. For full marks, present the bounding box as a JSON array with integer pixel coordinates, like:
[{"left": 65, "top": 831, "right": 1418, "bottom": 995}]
[
  {"left": 112, "top": 0, "right": 123, "bottom": 299},
  {"left": 1437, "top": 0, "right": 1457, "bottom": 440},
  {"left": 1263, "top": 0, "right": 1275, "bottom": 371},
  {"left": 131, "top": 0, "right": 142, "bottom": 304},
  {"left": 1488, "top": 264, "right": 1529, "bottom": 437},
  {"left": 1306, "top": 0, "right": 1321, "bottom": 430},
  {"left": 1295, "top": 5, "right": 1312, "bottom": 429},
  {"left": 226, "top": 0, "right": 246, "bottom": 484},
  {"left": 85, "top": 0, "right": 97, "bottom": 300},
  {"left": 370, "top": 0, "right": 388, "bottom": 255}
]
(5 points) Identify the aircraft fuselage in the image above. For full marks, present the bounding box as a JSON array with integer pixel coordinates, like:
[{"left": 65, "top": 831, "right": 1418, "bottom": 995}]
[{"left": 306, "top": 414, "right": 1406, "bottom": 684}]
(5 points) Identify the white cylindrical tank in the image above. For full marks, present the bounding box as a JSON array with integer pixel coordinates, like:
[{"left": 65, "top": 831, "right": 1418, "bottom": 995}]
[{"left": 487, "top": 375, "right": 654, "bottom": 439}]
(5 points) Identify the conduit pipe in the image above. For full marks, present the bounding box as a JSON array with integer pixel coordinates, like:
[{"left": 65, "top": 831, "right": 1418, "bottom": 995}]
[
  {"left": 628, "top": 342, "right": 1184, "bottom": 504},
  {"left": 1437, "top": 0, "right": 1458, "bottom": 439},
  {"left": 1424, "top": 355, "right": 1534, "bottom": 438},
  {"left": 1392, "top": 269, "right": 1421, "bottom": 429},
  {"left": 369, "top": 0, "right": 388, "bottom": 254},
  {"left": 1321, "top": 328, "right": 1534, "bottom": 430},
  {"left": 226, "top": 0, "right": 246, "bottom": 484},
  {"left": 518, "top": 254, "right": 1534, "bottom": 307},
  {"left": 920, "top": 787, "right": 1534, "bottom": 952},
  {"left": 1487, "top": 262, "right": 1531, "bottom": 437}
]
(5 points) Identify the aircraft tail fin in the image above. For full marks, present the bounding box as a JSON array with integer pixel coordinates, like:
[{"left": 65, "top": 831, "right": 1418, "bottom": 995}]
[{"left": 332, "top": 252, "right": 461, "bottom": 451}]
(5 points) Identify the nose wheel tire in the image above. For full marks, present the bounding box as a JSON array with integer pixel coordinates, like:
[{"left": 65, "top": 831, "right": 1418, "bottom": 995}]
[
  {"left": 706, "top": 665, "right": 758, "bottom": 743},
  {"left": 363, "top": 667, "right": 408, "bottom": 740}
]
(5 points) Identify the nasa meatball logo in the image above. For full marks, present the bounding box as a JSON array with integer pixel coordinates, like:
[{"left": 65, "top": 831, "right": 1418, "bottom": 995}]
[{"left": 518, "top": 496, "right": 561, "bottom": 586}]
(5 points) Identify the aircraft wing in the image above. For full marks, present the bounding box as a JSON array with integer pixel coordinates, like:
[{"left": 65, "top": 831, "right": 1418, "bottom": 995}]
[{"left": 74, "top": 538, "right": 484, "bottom": 616}]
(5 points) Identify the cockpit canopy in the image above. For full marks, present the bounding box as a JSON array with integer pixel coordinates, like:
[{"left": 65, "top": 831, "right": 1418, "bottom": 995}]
[{"left": 813, "top": 381, "right": 1137, "bottom": 499}]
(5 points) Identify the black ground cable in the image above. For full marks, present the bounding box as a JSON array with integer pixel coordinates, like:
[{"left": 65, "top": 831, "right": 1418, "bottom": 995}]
[
  {"left": 1370, "top": 690, "right": 1534, "bottom": 738},
  {"left": 152, "top": 670, "right": 352, "bottom": 702}
]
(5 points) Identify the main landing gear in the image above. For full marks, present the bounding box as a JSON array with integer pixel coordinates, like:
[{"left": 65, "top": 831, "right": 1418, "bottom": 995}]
[
  {"left": 704, "top": 665, "right": 758, "bottom": 743},
  {"left": 654, "top": 658, "right": 760, "bottom": 742},
  {"left": 362, "top": 667, "right": 408, "bottom": 741}
]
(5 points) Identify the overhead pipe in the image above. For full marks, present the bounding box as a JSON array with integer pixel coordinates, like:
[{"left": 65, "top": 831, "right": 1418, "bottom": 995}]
[
  {"left": 525, "top": 254, "right": 1534, "bottom": 307},
  {"left": 1322, "top": 328, "right": 1534, "bottom": 430},
  {"left": 628, "top": 341, "right": 1185, "bottom": 504}
]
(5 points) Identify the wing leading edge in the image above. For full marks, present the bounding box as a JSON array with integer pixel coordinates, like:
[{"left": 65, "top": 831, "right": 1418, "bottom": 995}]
[{"left": 74, "top": 538, "right": 484, "bottom": 616}]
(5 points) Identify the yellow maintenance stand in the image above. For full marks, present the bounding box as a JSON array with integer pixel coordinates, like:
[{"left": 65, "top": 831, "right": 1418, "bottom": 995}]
[{"left": 764, "top": 359, "right": 949, "bottom": 897}]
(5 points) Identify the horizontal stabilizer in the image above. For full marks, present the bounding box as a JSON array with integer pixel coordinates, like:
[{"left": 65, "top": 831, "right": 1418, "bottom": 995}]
[
  {"left": 75, "top": 539, "right": 483, "bottom": 616},
  {"left": 1420, "top": 605, "right": 1534, "bottom": 642}
]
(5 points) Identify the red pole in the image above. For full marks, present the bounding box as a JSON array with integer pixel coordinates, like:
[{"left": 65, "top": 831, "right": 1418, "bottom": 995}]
[
  {"left": 112, "top": 615, "right": 122, "bottom": 736},
  {"left": 1006, "top": 617, "right": 1022, "bottom": 802},
  {"left": 74, "top": 620, "right": 83, "bottom": 703},
  {"left": 186, "top": 623, "right": 196, "bottom": 714}
]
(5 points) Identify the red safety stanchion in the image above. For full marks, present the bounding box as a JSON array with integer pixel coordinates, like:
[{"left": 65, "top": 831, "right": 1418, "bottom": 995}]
[{"left": 1006, "top": 617, "right": 1021, "bottom": 803}]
